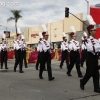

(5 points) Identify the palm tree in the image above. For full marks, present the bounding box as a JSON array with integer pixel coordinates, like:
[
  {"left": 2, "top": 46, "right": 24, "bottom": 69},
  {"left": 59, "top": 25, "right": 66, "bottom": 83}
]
[{"left": 7, "top": 10, "right": 22, "bottom": 35}]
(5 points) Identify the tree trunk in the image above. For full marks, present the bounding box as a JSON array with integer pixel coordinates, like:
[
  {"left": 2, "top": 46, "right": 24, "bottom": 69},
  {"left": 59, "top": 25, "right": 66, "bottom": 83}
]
[{"left": 15, "top": 21, "right": 17, "bottom": 36}]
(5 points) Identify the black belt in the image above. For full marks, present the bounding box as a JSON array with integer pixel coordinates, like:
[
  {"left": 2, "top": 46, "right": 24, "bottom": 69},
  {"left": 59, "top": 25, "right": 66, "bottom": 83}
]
[
  {"left": 82, "top": 49, "right": 87, "bottom": 50},
  {"left": 22, "top": 49, "right": 26, "bottom": 51},
  {"left": 17, "top": 49, "right": 21, "bottom": 51},
  {"left": 64, "top": 50, "right": 68, "bottom": 51},
  {"left": 1, "top": 50, "right": 7, "bottom": 51},
  {"left": 71, "top": 50, "right": 79, "bottom": 52}
]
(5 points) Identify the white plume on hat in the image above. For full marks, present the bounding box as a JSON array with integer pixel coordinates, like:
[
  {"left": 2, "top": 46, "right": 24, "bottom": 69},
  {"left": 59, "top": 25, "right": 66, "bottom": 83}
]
[
  {"left": 3, "top": 34, "right": 6, "bottom": 39},
  {"left": 70, "top": 26, "right": 76, "bottom": 33},
  {"left": 38, "top": 32, "right": 43, "bottom": 38},
  {"left": 41, "top": 24, "right": 47, "bottom": 32},
  {"left": 62, "top": 32, "right": 66, "bottom": 37},
  {"left": 86, "top": 15, "right": 96, "bottom": 25},
  {"left": 17, "top": 28, "right": 22, "bottom": 34},
  {"left": 21, "top": 35, "right": 25, "bottom": 39},
  {"left": 81, "top": 37, "right": 84, "bottom": 40},
  {"left": 83, "top": 32, "right": 87, "bottom": 36}
]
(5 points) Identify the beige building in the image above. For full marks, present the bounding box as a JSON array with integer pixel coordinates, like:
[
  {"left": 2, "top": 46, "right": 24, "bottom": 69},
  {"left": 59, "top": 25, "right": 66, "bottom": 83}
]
[
  {"left": 6, "top": 32, "right": 16, "bottom": 47},
  {"left": 24, "top": 13, "right": 83, "bottom": 44}
]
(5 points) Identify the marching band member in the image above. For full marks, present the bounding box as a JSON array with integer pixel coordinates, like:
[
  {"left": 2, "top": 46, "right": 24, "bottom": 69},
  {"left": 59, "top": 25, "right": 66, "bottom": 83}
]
[
  {"left": 39, "top": 24, "right": 55, "bottom": 81},
  {"left": 80, "top": 15, "right": 100, "bottom": 93},
  {"left": 21, "top": 35, "right": 28, "bottom": 68},
  {"left": 13, "top": 40, "right": 17, "bottom": 61},
  {"left": 14, "top": 28, "right": 23, "bottom": 73},
  {"left": 59, "top": 32, "right": 69, "bottom": 69},
  {"left": 80, "top": 32, "right": 87, "bottom": 67},
  {"left": 36, "top": 32, "right": 44, "bottom": 70},
  {"left": 67, "top": 26, "right": 83, "bottom": 78},
  {"left": 0, "top": 34, "right": 8, "bottom": 69}
]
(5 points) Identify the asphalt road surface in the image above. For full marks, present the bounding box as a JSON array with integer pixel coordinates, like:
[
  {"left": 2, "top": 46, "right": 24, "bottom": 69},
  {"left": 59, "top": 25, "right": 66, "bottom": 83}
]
[{"left": 0, "top": 59, "right": 100, "bottom": 100}]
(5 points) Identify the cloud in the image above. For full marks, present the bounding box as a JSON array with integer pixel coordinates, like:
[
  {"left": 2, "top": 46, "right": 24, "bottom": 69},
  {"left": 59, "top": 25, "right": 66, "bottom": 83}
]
[{"left": 0, "top": 0, "right": 100, "bottom": 37}]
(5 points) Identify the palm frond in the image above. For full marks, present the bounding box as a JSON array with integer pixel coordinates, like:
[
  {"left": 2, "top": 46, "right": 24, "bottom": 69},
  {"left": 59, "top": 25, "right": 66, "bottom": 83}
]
[
  {"left": 11, "top": 10, "right": 22, "bottom": 17},
  {"left": 8, "top": 10, "right": 22, "bottom": 34},
  {"left": 10, "top": 10, "right": 22, "bottom": 21},
  {"left": 7, "top": 17, "right": 15, "bottom": 22}
]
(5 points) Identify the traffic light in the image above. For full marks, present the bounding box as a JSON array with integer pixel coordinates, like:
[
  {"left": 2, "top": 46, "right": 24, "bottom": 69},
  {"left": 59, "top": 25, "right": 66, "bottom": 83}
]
[{"left": 65, "top": 7, "right": 69, "bottom": 17}]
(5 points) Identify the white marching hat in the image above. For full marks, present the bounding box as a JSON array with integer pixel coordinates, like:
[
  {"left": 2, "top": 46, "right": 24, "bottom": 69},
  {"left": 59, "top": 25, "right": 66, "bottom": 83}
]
[
  {"left": 83, "top": 32, "right": 87, "bottom": 36},
  {"left": 21, "top": 34, "right": 25, "bottom": 39},
  {"left": 83, "top": 32, "right": 88, "bottom": 39},
  {"left": 38, "top": 32, "right": 43, "bottom": 39},
  {"left": 2, "top": 34, "right": 6, "bottom": 41},
  {"left": 69, "top": 26, "right": 76, "bottom": 37},
  {"left": 41, "top": 24, "right": 48, "bottom": 36},
  {"left": 17, "top": 28, "right": 22, "bottom": 37},
  {"left": 62, "top": 32, "right": 67, "bottom": 40},
  {"left": 81, "top": 36, "right": 84, "bottom": 40},
  {"left": 41, "top": 24, "right": 47, "bottom": 32},
  {"left": 86, "top": 15, "right": 96, "bottom": 25},
  {"left": 86, "top": 15, "right": 97, "bottom": 33}
]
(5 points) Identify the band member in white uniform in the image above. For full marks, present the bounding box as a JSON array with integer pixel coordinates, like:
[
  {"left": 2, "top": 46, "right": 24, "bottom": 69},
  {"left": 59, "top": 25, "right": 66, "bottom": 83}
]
[
  {"left": 67, "top": 26, "right": 83, "bottom": 78},
  {"left": 39, "top": 25, "right": 55, "bottom": 81},
  {"left": 21, "top": 35, "right": 28, "bottom": 68},
  {"left": 0, "top": 34, "right": 9, "bottom": 69},
  {"left": 80, "top": 15, "right": 100, "bottom": 93},
  {"left": 80, "top": 33, "right": 87, "bottom": 67},
  {"left": 36, "top": 38, "right": 42, "bottom": 70},
  {"left": 36, "top": 32, "right": 47, "bottom": 71},
  {"left": 14, "top": 30, "right": 23, "bottom": 73},
  {"left": 59, "top": 32, "right": 69, "bottom": 69}
]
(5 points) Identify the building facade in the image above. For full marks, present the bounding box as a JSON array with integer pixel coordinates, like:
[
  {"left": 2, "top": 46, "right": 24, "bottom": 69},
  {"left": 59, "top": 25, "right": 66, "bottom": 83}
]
[
  {"left": 24, "top": 13, "right": 83, "bottom": 44},
  {"left": 5, "top": 13, "right": 85, "bottom": 48},
  {"left": 6, "top": 32, "right": 16, "bottom": 47}
]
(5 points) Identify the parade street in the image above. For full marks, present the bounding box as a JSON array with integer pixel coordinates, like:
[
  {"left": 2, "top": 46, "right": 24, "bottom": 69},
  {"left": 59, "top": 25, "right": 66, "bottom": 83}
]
[{"left": 0, "top": 59, "right": 100, "bottom": 100}]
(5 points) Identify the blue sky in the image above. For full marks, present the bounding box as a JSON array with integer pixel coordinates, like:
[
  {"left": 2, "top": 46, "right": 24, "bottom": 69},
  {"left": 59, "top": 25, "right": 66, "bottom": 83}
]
[{"left": 0, "top": 0, "right": 100, "bottom": 37}]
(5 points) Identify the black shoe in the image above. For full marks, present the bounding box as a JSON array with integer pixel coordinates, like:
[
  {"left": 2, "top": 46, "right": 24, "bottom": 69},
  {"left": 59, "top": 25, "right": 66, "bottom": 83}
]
[
  {"left": 78, "top": 75, "right": 83, "bottom": 78},
  {"left": 94, "top": 89, "right": 100, "bottom": 93},
  {"left": 36, "top": 67, "right": 38, "bottom": 70},
  {"left": 14, "top": 69, "right": 16, "bottom": 72},
  {"left": 49, "top": 77, "right": 55, "bottom": 81},
  {"left": 67, "top": 72, "right": 72, "bottom": 76},
  {"left": 1, "top": 67, "right": 3, "bottom": 69},
  {"left": 80, "top": 79, "right": 84, "bottom": 90},
  {"left": 36, "top": 68, "right": 38, "bottom": 70},
  {"left": 25, "top": 66, "right": 28, "bottom": 68},
  {"left": 59, "top": 66, "right": 62, "bottom": 69},
  {"left": 39, "top": 76, "right": 43, "bottom": 79},
  {"left": 19, "top": 71, "right": 24, "bottom": 73},
  {"left": 5, "top": 67, "right": 8, "bottom": 69}
]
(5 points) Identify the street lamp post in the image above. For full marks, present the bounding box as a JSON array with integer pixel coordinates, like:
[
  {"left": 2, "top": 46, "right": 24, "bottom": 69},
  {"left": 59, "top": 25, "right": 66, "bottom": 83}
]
[{"left": 85, "top": 0, "right": 89, "bottom": 15}]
